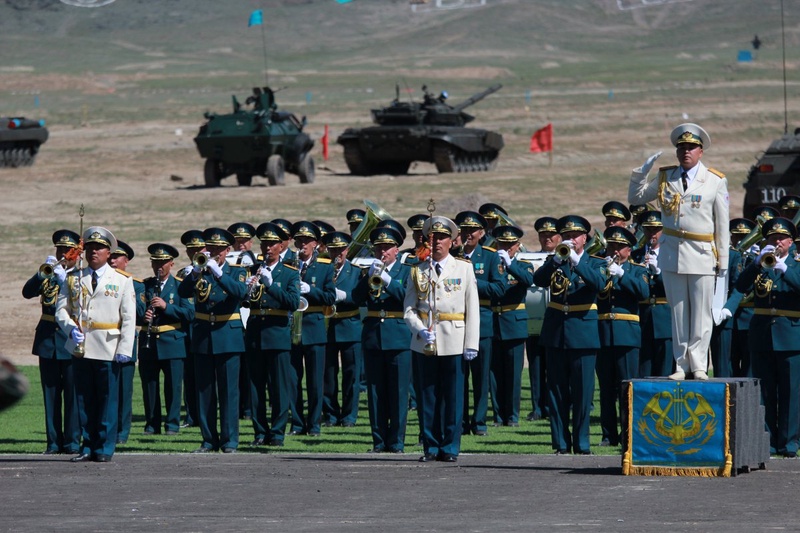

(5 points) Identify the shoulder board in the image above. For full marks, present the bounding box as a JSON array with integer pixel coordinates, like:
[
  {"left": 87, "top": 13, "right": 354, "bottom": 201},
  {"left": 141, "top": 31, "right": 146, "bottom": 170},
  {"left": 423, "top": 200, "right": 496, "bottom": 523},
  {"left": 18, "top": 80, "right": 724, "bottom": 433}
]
[
  {"left": 256, "top": 254, "right": 265, "bottom": 262},
  {"left": 658, "top": 165, "right": 677, "bottom": 171},
  {"left": 115, "top": 268, "right": 132, "bottom": 278},
  {"left": 132, "top": 277, "right": 144, "bottom": 283},
  {"left": 316, "top": 257, "right": 332, "bottom": 264},
  {"left": 145, "top": 276, "right": 157, "bottom": 283},
  {"left": 482, "top": 245, "right": 497, "bottom": 252},
  {"left": 708, "top": 167, "right": 725, "bottom": 179},
  {"left": 283, "top": 264, "right": 299, "bottom": 271},
  {"left": 456, "top": 257, "right": 471, "bottom": 263},
  {"left": 229, "top": 264, "right": 247, "bottom": 269},
  {"left": 630, "top": 261, "right": 646, "bottom": 268},
  {"left": 516, "top": 258, "right": 532, "bottom": 264}
]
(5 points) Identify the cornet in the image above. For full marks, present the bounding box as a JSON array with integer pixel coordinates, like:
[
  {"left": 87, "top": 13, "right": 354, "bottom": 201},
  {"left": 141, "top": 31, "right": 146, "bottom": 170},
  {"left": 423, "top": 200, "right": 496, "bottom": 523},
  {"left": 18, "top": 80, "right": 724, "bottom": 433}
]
[{"left": 554, "top": 243, "right": 571, "bottom": 262}]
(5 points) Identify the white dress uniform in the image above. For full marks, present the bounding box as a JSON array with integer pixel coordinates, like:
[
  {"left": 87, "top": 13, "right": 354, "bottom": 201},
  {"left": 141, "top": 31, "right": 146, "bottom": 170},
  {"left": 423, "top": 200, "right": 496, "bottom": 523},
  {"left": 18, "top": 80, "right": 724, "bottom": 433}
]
[{"left": 629, "top": 154, "right": 730, "bottom": 376}]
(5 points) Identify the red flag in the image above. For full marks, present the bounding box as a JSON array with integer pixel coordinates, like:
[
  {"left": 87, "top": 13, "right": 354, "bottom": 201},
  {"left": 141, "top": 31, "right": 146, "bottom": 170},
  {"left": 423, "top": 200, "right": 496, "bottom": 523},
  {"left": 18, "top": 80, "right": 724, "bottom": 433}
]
[
  {"left": 321, "top": 124, "right": 329, "bottom": 161},
  {"left": 530, "top": 123, "right": 553, "bottom": 153}
]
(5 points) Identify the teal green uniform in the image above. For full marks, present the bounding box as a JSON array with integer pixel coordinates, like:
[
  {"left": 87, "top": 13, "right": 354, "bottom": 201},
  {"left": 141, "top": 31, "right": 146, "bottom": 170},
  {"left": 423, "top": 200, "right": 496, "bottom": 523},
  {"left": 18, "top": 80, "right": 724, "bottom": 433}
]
[
  {"left": 178, "top": 262, "right": 248, "bottom": 451},
  {"left": 117, "top": 275, "right": 143, "bottom": 443},
  {"left": 289, "top": 256, "right": 336, "bottom": 435},
  {"left": 595, "top": 261, "right": 648, "bottom": 446},
  {"left": 631, "top": 247, "right": 673, "bottom": 377},
  {"left": 323, "top": 260, "right": 364, "bottom": 426},
  {"left": 490, "top": 257, "right": 534, "bottom": 426},
  {"left": 533, "top": 253, "right": 606, "bottom": 454},
  {"left": 353, "top": 261, "right": 411, "bottom": 452},
  {"left": 22, "top": 272, "right": 81, "bottom": 454},
  {"left": 725, "top": 255, "right": 800, "bottom": 456},
  {"left": 244, "top": 262, "right": 300, "bottom": 443},
  {"left": 137, "top": 275, "right": 193, "bottom": 434}
]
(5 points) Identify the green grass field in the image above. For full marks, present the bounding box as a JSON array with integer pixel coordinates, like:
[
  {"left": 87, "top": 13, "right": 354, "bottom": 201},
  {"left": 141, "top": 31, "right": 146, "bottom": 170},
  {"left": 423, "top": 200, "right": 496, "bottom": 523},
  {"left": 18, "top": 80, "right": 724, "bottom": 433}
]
[{"left": 2, "top": 364, "right": 621, "bottom": 457}]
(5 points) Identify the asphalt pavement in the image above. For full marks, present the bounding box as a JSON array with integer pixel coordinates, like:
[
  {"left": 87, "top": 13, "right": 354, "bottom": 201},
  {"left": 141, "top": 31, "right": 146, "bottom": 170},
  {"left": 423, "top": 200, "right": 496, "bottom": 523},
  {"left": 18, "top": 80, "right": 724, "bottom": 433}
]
[{"left": 1, "top": 452, "right": 796, "bottom": 532}]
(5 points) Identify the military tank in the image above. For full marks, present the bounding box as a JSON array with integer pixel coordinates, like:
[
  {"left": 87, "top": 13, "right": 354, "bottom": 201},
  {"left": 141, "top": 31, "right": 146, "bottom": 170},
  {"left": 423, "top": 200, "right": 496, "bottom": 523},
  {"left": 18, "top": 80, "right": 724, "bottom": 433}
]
[
  {"left": 337, "top": 84, "right": 504, "bottom": 176},
  {"left": 742, "top": 128, "right": 800, "bottom": 216},
  {"left": 0, "top": 116, "right": 48, "bottom": 168},
  {"left": 194, "top": 86, "right": 315, "bottom": 187}
]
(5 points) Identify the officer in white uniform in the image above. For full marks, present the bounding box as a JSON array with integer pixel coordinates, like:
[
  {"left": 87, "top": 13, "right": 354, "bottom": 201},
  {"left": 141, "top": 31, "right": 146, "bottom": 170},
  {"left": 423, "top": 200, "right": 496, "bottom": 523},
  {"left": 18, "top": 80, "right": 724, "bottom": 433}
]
[{"left": 628, "top": 123, "right": 730, "bottom": 380}]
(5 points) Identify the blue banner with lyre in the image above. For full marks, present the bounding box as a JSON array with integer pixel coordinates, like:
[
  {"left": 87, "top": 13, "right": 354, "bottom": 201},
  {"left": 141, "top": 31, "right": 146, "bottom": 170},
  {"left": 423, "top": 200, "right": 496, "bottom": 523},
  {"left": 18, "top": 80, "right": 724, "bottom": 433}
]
[{"left": 624, "top": 380, "right": 730, "bottom": 476}]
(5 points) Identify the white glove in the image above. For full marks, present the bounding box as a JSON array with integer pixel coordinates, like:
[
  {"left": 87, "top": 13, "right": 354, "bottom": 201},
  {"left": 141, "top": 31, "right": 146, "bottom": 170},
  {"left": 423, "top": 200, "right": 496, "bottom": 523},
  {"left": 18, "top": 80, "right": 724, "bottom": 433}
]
[
  {"left": 335, "top": 288, "right": 346, "bottom": 302},
  {"left": 70, "top": 328, "right": 84, "bottom": 344},
  {"left": 720, "top": 308, "right": 732, "bottom": 321},
  {"left": 608, "top": 262, "right": 624, "bottom": 278},
  {"left": 114, "top": 353, "right": 132, "bottom": 364},
  {"left": 183, "top": 265, "right": 194, "bottom": 277},
  {"left": 562, "top": 239, "right": 575, "bottom": 250},
  {"left": 647, "top": 256, "right": 660, "bottom": 275},
  {"left": 207, "top": 258, "right": 223, "bottom": 278},
  {"left": 380, "top": 270, "right": 392, "bottom": 286},
  {"left": 748, "top": 244, "right": 760, "bottom": 256},
  {"left": 639, "top": 151, "right": 663, "bottom": 176},
  {"left": 53, "top": 264, "right": 67, "bottom": 283},
  {"left": 497, "top": 249, "right": 512, "bottom": 267},
  {"left": 463, "top": 349, "right": 478, "bottom": 361},
  {"left": 774, "top": 261, "right": 787, "bottom": 274},
  {"left": 420, "top": 329, "right": 436, "bottom": 344},
  {"left": 299, "top": 281, "right": 311, "bottom": 294},
  {"left": 568, "top": 249, "right": 580, "bottom": 267},
  {"left": 259, "top": 267, "right": 272, "bottom": 287},
  {"left": 368, "top": 259, "right": 382, "bottom": 277},
  {"left": 45, "top": 255, "right": 57, "bottom": 265},
  {"left": 718, "top": 268, "right": 727, "bottom": 277},
  {"left": 757, "top": 245, "right": 776, "bottom": 264}
]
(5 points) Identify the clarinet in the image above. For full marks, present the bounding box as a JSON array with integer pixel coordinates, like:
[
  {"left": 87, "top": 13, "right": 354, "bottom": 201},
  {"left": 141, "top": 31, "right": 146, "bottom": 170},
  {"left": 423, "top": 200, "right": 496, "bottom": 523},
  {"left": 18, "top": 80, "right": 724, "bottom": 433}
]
[{"left": 145, "top": 268, "right": 163, "bottom": 349}]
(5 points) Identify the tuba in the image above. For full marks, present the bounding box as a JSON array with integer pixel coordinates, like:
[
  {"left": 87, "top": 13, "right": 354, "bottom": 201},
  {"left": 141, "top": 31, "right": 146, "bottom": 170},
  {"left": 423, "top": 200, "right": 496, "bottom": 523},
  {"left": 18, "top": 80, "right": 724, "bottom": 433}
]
[
  {"left": 347, "top": 200, "right": 393, "bottom": 260},
  {"left": 585, "top": 229, "right": 607, "bottom": 256},
  {"left": 735, "top": 215, "right": 769, "bottom": 254},
  {"left": 493, "top": 210, "right": 528, "bottom": 253}
]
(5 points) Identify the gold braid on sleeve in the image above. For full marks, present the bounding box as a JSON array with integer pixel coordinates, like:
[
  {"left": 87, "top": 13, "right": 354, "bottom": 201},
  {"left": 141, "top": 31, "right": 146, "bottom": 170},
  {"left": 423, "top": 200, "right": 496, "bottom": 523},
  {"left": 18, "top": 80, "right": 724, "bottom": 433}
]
[{"left": 656, "top": 170, "right": 681, "bottom": 220}]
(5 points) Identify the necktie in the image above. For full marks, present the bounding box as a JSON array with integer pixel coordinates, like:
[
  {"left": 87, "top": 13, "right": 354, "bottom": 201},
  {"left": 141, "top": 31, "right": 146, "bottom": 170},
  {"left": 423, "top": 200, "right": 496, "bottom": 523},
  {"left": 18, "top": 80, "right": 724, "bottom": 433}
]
[
  {"left": 681, "top": 170, "right": 689, "bottom": 192},
  {"left": 91, "top": 271, "right": 98, "bottom": 291},
  {"left": 435, "top": 263, "right": 442, "bottom": 276}
]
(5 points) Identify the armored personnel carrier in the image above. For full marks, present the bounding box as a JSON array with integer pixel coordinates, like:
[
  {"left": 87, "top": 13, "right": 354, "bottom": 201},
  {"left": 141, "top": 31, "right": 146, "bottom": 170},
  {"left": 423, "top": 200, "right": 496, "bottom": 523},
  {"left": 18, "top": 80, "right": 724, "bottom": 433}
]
[
  {"left": 194, "top": 87, "right": 315, "bottom": 187},
  {"left": 337, "top": 84, "right": 504, "bottom": 175},
  {"left": 742, "top": 128, "right": 800, "bottom": 216},
  {"left": 0, "top": 116, "right": 48, "bottom": 167}
]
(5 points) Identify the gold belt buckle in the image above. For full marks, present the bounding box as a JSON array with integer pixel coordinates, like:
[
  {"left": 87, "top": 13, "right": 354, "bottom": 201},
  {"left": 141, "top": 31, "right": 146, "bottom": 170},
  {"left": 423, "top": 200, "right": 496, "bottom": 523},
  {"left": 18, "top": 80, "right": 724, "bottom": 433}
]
[
  {"left": 562, "top": 304, "right": 570, "bottom": 314},
  {"left": 209, "top": 313, "right": 216, "bottom": 323},
  {"left": 771, "top": 308, "right": 778, "bottom": 316},
  {"left": 650, "top": 297, "right": 656, "bottom": 304},
  {"left": 434, "top": 311, "right": 441, "bottom": 321},
  {"left": 379, "top": 309, "right": 386, "bottom": 318},
  {"left": 609, "top": 312, "right": 616, "bottom": 320}
]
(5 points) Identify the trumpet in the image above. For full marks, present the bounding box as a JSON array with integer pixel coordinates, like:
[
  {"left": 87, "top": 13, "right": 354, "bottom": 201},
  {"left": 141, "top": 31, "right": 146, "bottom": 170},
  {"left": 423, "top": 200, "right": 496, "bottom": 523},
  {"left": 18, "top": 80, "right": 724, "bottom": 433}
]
[
  {"left": 39, "top": 259, "right": 66, "bottom": 280},
  {"left": 554, "top": 243, "right": 571, "bottom": 262},
  {"left": 369, "top": 261, "right": 386, "bottom": 296},
  {"left": 761, "top": 252, "right": 777, "bottom": 269},
  {"left": 193, "top": 252, "right": 210, "bottom": 270}
]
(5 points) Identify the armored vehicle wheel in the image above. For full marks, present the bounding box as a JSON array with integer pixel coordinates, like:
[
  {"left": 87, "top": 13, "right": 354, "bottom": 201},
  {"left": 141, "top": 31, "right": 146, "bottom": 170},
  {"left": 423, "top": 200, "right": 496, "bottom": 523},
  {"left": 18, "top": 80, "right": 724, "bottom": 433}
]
[
  {"left": 298, "top": 154, "right": 315, "bottom": 184},
  {"left": 236, "top": 173, "right": 253, "bottom": 186},
  {"left": 433, "top": 144, "right": 455, "bottom": 174},
  {"left": 267, "top": 154, "right": 285, "bottom": 186},
  {"left": 343, "top": 142, "right": 376, "bottom": 176},
  {"left": 204, "top": 159, "right": 222, "bottom": 187}
]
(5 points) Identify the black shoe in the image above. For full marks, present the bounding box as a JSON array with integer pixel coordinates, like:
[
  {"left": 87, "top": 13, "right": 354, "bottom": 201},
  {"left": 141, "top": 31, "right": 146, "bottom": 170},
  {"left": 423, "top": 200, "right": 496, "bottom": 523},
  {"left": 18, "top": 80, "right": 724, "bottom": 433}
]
[
  {"left": 341, "top": 422, "right": 355, "bottom": 428},
  {"left": 784, "top": 450, "right": 798, "bottom": 458},
  {"left": 473, "top": 429, "right": 488, "bottom": 436},
  {"left": 322, "top": 421, "right": 335, "bottom": 428},
  {"left": 554, "top": 449, "right": 570, "bottom": 455},
  {"left": 526, "top": 412, "right": 542, "bottom": 421},
  {"left": 506, "top": 421, "right": 519, "bottom": 427},
  {"left": 94, "top": 454, "right": 111, "bottom": 463},
  {"left": 288, "top": 429, "right": 303, "bottom": 436},
  {"left": 307, "top": 432, "right": 320, "bottom": 437},
  {"left": 578, "top": 450, "right": 593, "bottom": 456},
  {"left": 222, "top": 447, "right": 236, "bottom": 454},
  {"left": 267, "top": 439, "right": 284, "bottom": 447},
  {"left": 491, "top": 421, "right": 504, "bottom": 427},
  {"left": 388, "top": 448, "right": 404, "bottom": 454},
  {"left": 192, "top": 447, "right": 213, "bottom": 454},
  {"left": 367, "top": 447, "right": 385, "bottom": 454},
  {"left": 42, "top": 449, "right": 59, "bottom": 455},
  {"left": 599, "top": 438, "right": 612, "bottom": 447},
  {"left": 438, "top": 453, "right": 457, "bottom": 463},
  {"left": 180, "top": 422, "right": 192, "bottom": 428},
  {"left": 70, "top": 453, "right": 92, "bottom": 462},
  {"left": 165, "top": 430, "right": 179, "bottom": 436},
  {"left": 250, "top": 438, "right": 266, "bottom": 446},
  {"left": 419, "top": 453, "right": 437, "bottom": 463},
  {"left": 116, "top": 439, "right": 127, "bottom": 445}
]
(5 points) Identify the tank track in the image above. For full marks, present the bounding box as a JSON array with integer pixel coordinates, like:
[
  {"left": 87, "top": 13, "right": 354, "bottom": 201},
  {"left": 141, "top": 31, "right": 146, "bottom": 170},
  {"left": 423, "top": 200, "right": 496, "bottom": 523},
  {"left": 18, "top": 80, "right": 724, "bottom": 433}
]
[
  {"left": 0, "top": 147, "right": 37, "bottom": 168},
  {"left": 433, "top": 144, "right": 498, "bottom": 174}
]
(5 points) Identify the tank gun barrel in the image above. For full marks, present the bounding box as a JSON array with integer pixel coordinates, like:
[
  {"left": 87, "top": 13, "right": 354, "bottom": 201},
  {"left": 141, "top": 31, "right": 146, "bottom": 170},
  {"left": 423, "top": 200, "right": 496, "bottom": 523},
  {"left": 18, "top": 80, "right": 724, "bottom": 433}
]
[{"left": 452, "top": 84, "right": 502, "bottom": 113}]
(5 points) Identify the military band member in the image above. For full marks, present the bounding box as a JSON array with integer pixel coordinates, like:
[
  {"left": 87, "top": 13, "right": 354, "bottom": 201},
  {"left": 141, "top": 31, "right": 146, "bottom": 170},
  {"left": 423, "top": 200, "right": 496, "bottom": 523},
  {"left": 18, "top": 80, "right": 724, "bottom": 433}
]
[
  {"left": 244, "top": 223, "right": 300, "bottom": 447},
  {"left": 288, "top": 221, "right": 336, "bottom": 437},
  {"left": 533, "top": 216, "right": 606, "bottom": 455},
  {"left": 595, "top": 227, "right": 648, "bottom": 447},
  {"left": 405, "top": 216, "right": 479, "bottom": 463},
  {"left": 346, "top": 208, "right": 366, "bottom": 235},
  {"left": 490, "top": 225, "right": 535, "bottom": 427},
  {"left": 178, "top": 227, "right": 249, "bottom": 453},
  {"left": 401, "top": 214, "right": 428, "bottom": 263},
  {"left": 56, "top": 226, "right": 137, "bottom": 462},
  {"left": 479, "top": 202, "right": 507, "bottom": 233},
  {"left": 722, "top": 218, "right": 800, "bottom": 457},
  {"left": 227, "top": 222, "right": 256, "bottom": 421},
  {"left": 352, "top": 227, "right": 411, "bottom": 453},
  {"left": 108, "top": 240, "right": 142, "bottom": 445},
  {"left": 779, "top": 195, "right": 800, "bottom": 221},
  {"left": 178, "top": 229, "right": 205, "bottom": 428},
  {"left": 22, "top": 229, "right": 82, "bottom": 455},
  {"left": 313, "top": 220, "right": 335, "bottom": 257},
  {"left": 455, "top": 211, "right": 504, "bottom": 436},
  {"left": 726, "top": 218, "right": 757, "bottom": 377},
  {"left": 602, "top": 201, "right": 631, "bottom": 229},
  {"left": 628, "top": 123, "right": 730, "bottom": 381},
  {"left": 137, "top": 243, "right": 192, "bottom": 436},
  {"left": 526, "top": 217, "right": 560, "bottom": 422},
  {"left": 322, "top": 232, "right": 364, "bottom": 427},
  {"left": 631, "top": 211, "right": 674, "bottom": 377}
]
